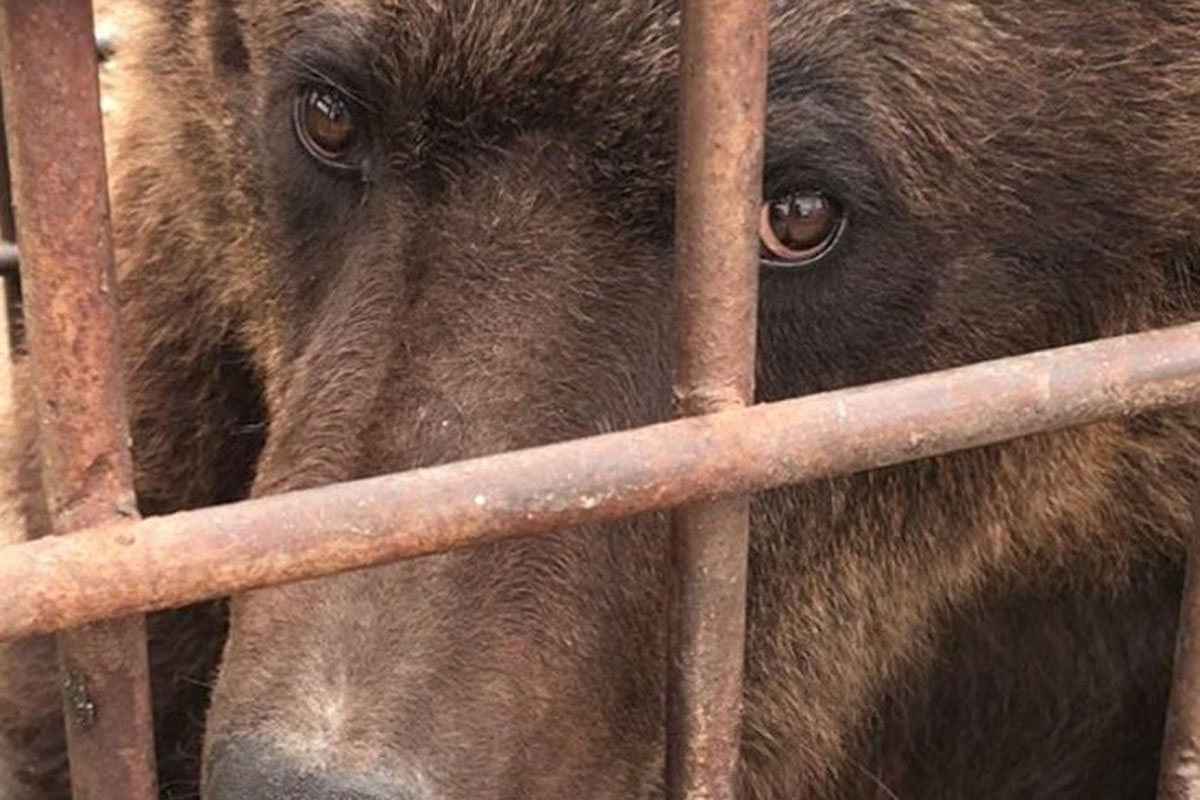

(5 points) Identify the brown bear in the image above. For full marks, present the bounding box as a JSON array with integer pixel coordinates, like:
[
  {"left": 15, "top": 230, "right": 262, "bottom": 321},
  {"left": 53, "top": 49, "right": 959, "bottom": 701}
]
[{"left": 4, "top": 1, "right": 1200, "bottom": 798}]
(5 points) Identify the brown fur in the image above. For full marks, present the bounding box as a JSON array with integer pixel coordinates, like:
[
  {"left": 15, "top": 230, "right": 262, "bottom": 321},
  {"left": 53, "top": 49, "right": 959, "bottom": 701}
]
[{"left": 4, "top": 1, "right": 1200, "bottom": 798}]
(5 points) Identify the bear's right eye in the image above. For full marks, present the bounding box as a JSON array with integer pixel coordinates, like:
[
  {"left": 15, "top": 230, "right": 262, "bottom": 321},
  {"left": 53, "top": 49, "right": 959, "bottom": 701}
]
[
  {"left": 759, "top": 191, "right": 846, "bottom": 268},
  {"left": 293, "top": 85, "right": 367, "bottom": 172}
]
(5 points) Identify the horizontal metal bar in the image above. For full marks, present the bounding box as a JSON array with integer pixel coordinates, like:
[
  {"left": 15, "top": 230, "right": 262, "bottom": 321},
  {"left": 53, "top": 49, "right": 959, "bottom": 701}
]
[{"left": 3, "top": 321, "right": 1200, "bottom": 642}]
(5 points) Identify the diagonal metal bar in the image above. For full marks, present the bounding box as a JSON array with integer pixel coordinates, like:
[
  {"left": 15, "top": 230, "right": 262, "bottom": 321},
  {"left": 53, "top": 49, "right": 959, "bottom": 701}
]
[
  {"left": 4, "top": 321, "right": 1200, "bottom": 645},
  {"left": 0, "top": 1, "right": 157, "bottom": 798},
  {"left": 1158, "top": 491, "right": 1200, "bottom": 800},
  {"left": 667, "top": 0, "right": 769, "bottom": 797}
]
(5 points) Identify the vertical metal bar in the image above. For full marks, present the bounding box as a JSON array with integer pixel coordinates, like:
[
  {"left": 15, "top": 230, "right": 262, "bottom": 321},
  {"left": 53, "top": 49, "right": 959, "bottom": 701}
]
[
  {"left": 0, "top": 85, "right": 24, "bottom": 355},
  {"left": 0, "top": 91, "right": 18, "bottom": 427},
  {"left": 667, "top": 1, "right": 768, "bottom": 799},
  {"left": 1158, "top": 491, "right": 1200, "bottom": 799},
  {"left": 0, "top": 2, "right": 158, "bottom": 799}
]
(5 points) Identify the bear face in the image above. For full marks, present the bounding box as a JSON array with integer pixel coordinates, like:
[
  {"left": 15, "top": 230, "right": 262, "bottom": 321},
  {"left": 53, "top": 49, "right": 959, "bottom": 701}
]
[{"left": 17, "top": 1, "right": 1200, "bottom": 799}]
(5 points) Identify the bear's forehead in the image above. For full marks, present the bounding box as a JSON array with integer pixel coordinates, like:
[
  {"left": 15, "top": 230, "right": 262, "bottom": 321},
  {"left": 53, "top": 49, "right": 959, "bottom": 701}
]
[
  {"left": 238, "top": 0, "right": 928, "bottom": 155},
  {"left": 239, "top": 2, "right": 988, "bottom": 126},
  {"left": 237, "top": 0, "right": 1080, "bottom": 227},
  {"left": 248, "top": 1, "right": 685, "bottom": 103}
]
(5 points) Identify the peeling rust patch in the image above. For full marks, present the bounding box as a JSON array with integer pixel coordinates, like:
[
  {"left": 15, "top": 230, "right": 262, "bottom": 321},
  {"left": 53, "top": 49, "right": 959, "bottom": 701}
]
[{"left": 63, "top": 671, "right": 98, "bottom": 730}]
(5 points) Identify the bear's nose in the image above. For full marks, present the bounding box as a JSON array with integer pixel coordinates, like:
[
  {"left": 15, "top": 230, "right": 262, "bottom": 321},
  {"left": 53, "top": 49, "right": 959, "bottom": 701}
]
[{"left": 205, "top": 741, "right": 420, "bottom": 800}]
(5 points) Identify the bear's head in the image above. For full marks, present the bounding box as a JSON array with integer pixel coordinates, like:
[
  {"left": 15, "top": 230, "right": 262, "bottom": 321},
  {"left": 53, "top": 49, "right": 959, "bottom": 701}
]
[{"left": 104, "top": 2, "right": 1200, "bottom": 798}]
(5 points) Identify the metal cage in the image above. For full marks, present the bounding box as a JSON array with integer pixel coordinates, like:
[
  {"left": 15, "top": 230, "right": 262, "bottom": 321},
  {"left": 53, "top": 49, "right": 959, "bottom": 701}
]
[{"left": 1, "top": 1, "right": 1199, "bottom": 798}]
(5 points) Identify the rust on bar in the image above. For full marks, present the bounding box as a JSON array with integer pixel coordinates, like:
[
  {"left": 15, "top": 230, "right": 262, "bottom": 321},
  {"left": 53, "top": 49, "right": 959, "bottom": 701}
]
[
  {"left": 669, "top": 0, "right": 768, "bottom": 797},
  {"left": 4, "top": 321, "right": 1200, "bottom": 643},
  {"left": 1158, "top": 491, "right": 1200, "bottom": 799},
  {"left": 0, "top": 87, "right": 21, "bottom": 354},
  {"left": 0, "top": 1, "right": 158, "bottom": 798},
  {"left": 0, "top": 241, "right": 18, "bottom": 274}
]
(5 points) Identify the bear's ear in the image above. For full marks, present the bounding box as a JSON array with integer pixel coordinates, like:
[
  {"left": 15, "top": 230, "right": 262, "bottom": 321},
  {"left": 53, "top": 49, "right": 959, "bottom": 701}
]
[{"left": 205, "top": 0, "right": 250, "bottom": 76}]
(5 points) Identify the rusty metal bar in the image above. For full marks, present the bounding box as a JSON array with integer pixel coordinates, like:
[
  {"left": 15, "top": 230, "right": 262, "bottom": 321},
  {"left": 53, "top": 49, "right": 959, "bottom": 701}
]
[
  {"left": 0, "top": 87, "right": 21, "bottom": 355},
  {"left": 0, "top": 241, "right": 18, "bottom": 274},
  {"left": 1158, "top": 492, "right": 1200, "bottom": 799},
  {"left": 0, "top": 2, "right": 158, "bottom": 798},
  {"left": 3, "top": 321, "right": 1200, "bottom": 643},
  {"left": 668, "top": 0, "right": 768, "bottom": 797}
]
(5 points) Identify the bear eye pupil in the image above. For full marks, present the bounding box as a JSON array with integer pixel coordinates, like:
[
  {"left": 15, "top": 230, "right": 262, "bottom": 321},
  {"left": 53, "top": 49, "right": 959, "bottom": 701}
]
[
  {"left": 294, "top": 85, "right": 362, "bottom": 169},
  {"left": 759, "top": 192, "right": 845, "bottom": 267}
]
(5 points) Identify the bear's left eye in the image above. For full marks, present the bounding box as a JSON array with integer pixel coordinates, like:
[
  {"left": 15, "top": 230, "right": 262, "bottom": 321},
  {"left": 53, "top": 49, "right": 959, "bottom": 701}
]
[
  {"left": 293, "top": 85, "right": 367, "bottom": 172},
  {"left": 759, "top": 191, "right": 846, "bottom": 267}
]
